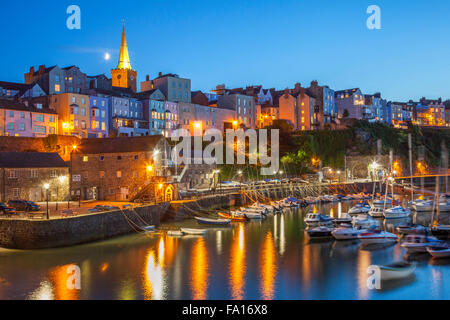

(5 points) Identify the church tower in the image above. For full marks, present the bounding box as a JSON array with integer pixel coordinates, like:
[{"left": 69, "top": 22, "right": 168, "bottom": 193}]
[{"left": 111, "top": 25, "right": 137, "bottom": 92}]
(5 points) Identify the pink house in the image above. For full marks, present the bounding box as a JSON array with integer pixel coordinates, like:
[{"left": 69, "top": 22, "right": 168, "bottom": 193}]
[{"left": 0, "top": 99, "right": 58, "bottom": 137}]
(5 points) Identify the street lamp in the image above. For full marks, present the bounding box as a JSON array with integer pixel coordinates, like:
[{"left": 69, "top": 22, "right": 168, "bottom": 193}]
[
  {"left": 44, "top": 183, "right": 50, "bottom": 220},
  {"left": 69, "top": 145, "right": 77, "bottom": 209}
]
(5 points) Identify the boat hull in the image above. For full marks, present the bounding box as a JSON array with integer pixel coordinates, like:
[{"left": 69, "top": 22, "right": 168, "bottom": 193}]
[{"left": 379, "top": 264, "right": 416, "bottom": 281}]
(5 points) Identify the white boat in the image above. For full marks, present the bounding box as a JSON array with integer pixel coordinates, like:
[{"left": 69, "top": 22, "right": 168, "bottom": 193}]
[
  {"left": 241, "top": 207, "right": 268, "bottom": 214},
  {"left": 333, "top": 213, "right": 353, "bottom": 225},
  {"left": 384, "top": 206, "right": 411, "bottom": 219},
  {"left": 377, "top": 262, "right": 416, "bottom": 281},
  {"left": 180, "top": 228, "right": 207, "bottom": 235},
  {"left": 304, "top": 196, "right": 320, "bottom": 204},
  {"left": 142, "top": 225, "right": 156, "bottom": 232},
  {"left": 438, "top": 200, "right": 450, "bottom": 212},
  {"left": 373, "top": 198, "right": 390, "bottom": 207},
  {"left": 412, "top": 200, "right": 434, "bottom": 212},
  {"left": 348, "top": 203, "right": 371, "bottom": 215},
  {"left": 427, "top": 246, "right": 450, "bottom": 259},
  {"left": 401, "top": 234, "right": 443, "bottom": 253},
  {"left": 352, "top": 215, "right": 380, "bottom": 229},
  {"left": 332, "top": 228, "right": 368, "bottom": 240},
  {"left": 167, "top": 230, "right": 184, "bottom": 237},
  {"left": 306, "top": 226, "right": 333, "bottom": 238},
  {"left": 396, "top": 225, "right": 428, "bottom": 236},
  {"left": 304, "top": 213, "right": 333, "bottom": 227},
  {"left": 358, "top": 231, "right": 398, "bottom": 245},
  {"left": 238, "top": 211, "right": 264, "bottom": 220},
  {"left": 368, "top": 206, "right": 385, "bottom": 218}
]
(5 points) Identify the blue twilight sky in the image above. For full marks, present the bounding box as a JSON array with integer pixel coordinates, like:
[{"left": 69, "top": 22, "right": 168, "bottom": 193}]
[{"left": 1, "top": 0, "right": 450, "bottom": 101}]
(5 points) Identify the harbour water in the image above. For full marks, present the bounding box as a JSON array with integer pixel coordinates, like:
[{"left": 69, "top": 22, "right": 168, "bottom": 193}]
[{"left": 0, "top": 200, "right": 449, "bottom": 300}]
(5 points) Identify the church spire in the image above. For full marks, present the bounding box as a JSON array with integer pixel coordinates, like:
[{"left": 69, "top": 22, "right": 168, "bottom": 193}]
[{"left": 117, "top": 24, "right": 132, "bottom": 70}]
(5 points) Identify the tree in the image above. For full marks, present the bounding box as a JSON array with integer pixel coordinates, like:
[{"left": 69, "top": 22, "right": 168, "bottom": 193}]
[{"left": 343, "top": 109, "right": 350, "bottom": 118}]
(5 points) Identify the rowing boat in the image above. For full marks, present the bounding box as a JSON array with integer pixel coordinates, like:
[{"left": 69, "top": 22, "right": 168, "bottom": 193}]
[
  {"left": 180, "top": 228, "right": 207, "bottom": 235},
  {"left": 195, "top": 217, "right": 231, "bottom": 225}
]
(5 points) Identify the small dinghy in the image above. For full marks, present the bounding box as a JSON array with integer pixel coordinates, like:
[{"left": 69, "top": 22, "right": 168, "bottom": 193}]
[
  {"left": 142, "top": 226, "right": 156, "bottom": 232},
  {"left": 195, "top": 217, "right": 231, "bottom": 225},
  {"left": 240, "top": 212, "right": 264, "bottom": 220},
  {"left": 167, "top": 230, "right": 184, "bottom": 237},
  {"left": 377, "top": 262, "right": 416, "bottom": 281},
  {"left": 427, "top": 246, "right": 450, "bottom": 259},
  {"left": 180, "top": 228, "right": 207, "bottom": 235}
]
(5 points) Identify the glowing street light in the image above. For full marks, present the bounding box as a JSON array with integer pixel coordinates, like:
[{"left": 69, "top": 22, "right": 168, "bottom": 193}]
[
  {"left": 44, "top": 183, "right": 50, "bottom": 220},
  {"left": 147, "top": 165, "right": 154, "bottom": 172}
]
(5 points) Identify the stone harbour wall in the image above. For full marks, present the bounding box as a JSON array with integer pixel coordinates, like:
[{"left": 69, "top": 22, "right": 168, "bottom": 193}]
[{"left": 0, "top": 203, "right": 169, "bottom": 250}]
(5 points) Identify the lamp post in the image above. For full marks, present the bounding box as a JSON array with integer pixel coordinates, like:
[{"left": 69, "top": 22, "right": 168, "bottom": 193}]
[
  {"left": 238, "top": 170, "right": 243, "bottom": 191},
  {"left": 44, "top": 183, "right": 50, "bottom": 220},
  {"left": 69, "top": 145, "right": 77, "bottom": 209}
]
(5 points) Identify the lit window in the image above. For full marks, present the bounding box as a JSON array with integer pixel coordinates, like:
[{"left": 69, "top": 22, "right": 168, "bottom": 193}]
[
  {"left": 117, "top": 171, "right": 122, "bottom": 178},
  {"left": 55, "top": 84, "right": 61, "bottom": 92},
  {"left": 83, "top": 156, "right": 89, "bottom": 162}
]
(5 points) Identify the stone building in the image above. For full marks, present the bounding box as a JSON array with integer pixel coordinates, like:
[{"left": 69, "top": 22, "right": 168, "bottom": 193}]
[
  {"left": 0, "top": 152, "right": 69, "bottom": 202},
  {"left": 71, "top": 136, "right": 174, "bottom": 201},
  {"left": 111, "top": 25, "right": 137, "bottom": 93}
]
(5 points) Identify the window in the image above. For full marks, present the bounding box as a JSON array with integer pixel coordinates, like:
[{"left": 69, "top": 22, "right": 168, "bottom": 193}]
[
  {"left": 93, "top": 100, "right": 97, "bottom": 106},
  {"left": 36, "top": 104, "right": 43, "bottom": 109},
  {"left": 30, "top": 169, "right": 39, "bottom": 179},
  {"left": 102, "top": 122, "right": 106, "bottom": 131},
  {"left": 20, "top": 112, "right": 25, "bottom": 119},
  {"left": 19, "top": 123, "right": 25, "bottom": 131},
  {"left": 109, "top": 188, "right": 115, "bottom": 195},
  {"left": 36, "top": 115, "right": 44, "bottom": 122},
  {"left": 72, "top": 97, "right": 76, "bottom": 103},
  {"left": 134, "top": 155, "right": 139, "bottom": 160},
  {"left": 49, "top": 127, "right": 55, "bottom": 134},
  {"left": 100, "top": 171, "right": 105, "bottom": 178},
  {"left": 8, "top": 170, "right": 18, "bottom": 179},
  {"left": 55, "top": 84, "right": 61, "bottom": 92},
  {"left": 49, "top": 116, "right": 55, "bottom": 123},
  {"left": 99, "top": 156, "right": 105, "bottom": 161},
  {"left": 34, "top": 126, "right": 46, "bottom": 134},
  {"left": 82, "top": 98, "right": 86, "bottom": 105},
  {"left": 12, "top": 188, "right": 20, "bottom": 198},
  {"left": 101, "top": 111, "right": 106, "bottom": 118},
  {"left": 116, "top": 171, "right": 122, "bottom": 178},
  {"left": 83, "top": 156, "right": 89, "bottom": 162},
  {"left": 117, "top": 156, "right": 122, "bottom": 160},
  {"left": 81, "top": 120, "right": 86, "bottom": 129},
  {"left": 8, "top": 111, "right": 13, "bottom": 117},
  {"left": 81, "top": 108, "right": 86, "bottom": 116}
]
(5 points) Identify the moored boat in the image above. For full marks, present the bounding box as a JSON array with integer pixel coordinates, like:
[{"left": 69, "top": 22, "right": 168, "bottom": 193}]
[
  {"left": 332, "top": 227, "right": 368, "bottom": 240},
  {"left": 352, "top": 214, "right": 380, "bottom": 229},
  {"left": 358, "top": 231, "right": 398, "bottom": 245},
  {"left": 427, "top": 246, "right": 450, "bottom": 259},
  {"left": 431, "top": 225, "right": 450, "bottom": 240},
  {"left": 349, "top": 202, "right": 371, "bottom": 215},
  {"left": 306, "top": 226, "right": 333, "bottom": 238},
  {"left": 377, "top": 262, "right": 416, "bottom": 281},
  {"left": 218, "top": 212, "right": 249, "bottom": 222},
  {"left": 368, "top": 206, "right": 385, "bottom": 218},
  {"left": 333, "top": 213, "right": 353, "bottom": 225},
  {"left": 396, "top": 225, "right": 428, "bottom": 236},
  {"left": 195, "top": 217, "right": 231, "bottom": 225},
  {"left": 384, "top": 206, "right": 411, "bottom": 219},
  {"left": 180, "top": 228, "right": 207, "bottom": 235},
  {"left": 400, "top": 234, "right": 442, "bottom": 253},
  {"left": 167, "top": 230, "right": 184, "bottom": 237},
  {"left": 304, "top": 213, "right": 333, "bottom": 227}
]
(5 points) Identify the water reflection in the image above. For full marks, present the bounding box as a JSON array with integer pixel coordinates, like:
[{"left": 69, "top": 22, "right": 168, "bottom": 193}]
[
  {"left": 190, "top": 238, "right": 209, "bottom": 300},
  {"left": 230, "top": 224, "right": 246, "bottom": 300},
  {"left": 28, "top": 280, "right": 54, "bottom": 300},
  {"left": 260, "top": 232, "right": 276, "bottom": 300}
]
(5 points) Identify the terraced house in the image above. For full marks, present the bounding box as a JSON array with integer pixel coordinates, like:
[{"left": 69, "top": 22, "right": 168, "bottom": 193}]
[
  {"left": 50, "top": 93, "right": 90, "bottom": 138},
  {"left": 0, "top": 99, "right": 58, "bottom": 137}
]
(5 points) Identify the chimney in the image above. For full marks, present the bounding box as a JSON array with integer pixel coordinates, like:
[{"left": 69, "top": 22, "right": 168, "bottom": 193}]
[
  {"left": 30, "top": 66, "right": 35, "bottom": 74},
  {"left": 146, "top": 75, "right": 150, "bottom": 81},
  {"left": 158, "top": 72, "right": 162, "bottom": 77},
  {"left": 311, "top": 80, "right": 318, "bottom": 87},
  {"left": 38, "top": 65, "right": 45, "bottom": 75}
]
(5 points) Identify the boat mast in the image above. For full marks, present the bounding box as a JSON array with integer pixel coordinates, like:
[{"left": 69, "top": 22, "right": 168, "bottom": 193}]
[{"left": 408, "top": 133, "right": 414, "bottom": 201}]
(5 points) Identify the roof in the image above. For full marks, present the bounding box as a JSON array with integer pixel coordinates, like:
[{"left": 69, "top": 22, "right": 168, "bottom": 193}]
[
  {"left": 335, "top": 88, "right": 360, "bottom": 95},
  {"left": 92, "top": 87, "right": 137, "bottom": 98},
  {"left": 0, "top": 152, "right": 68, "bottom": 168},
  {"left": 0, "top": 98, "right": 57, "bottom": 114},
  {"left": 77, "top": 135, "right": 164, "bottom": 154},
  {"left": 0, "top": 81, "right": 42, "bottom": 97}
]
